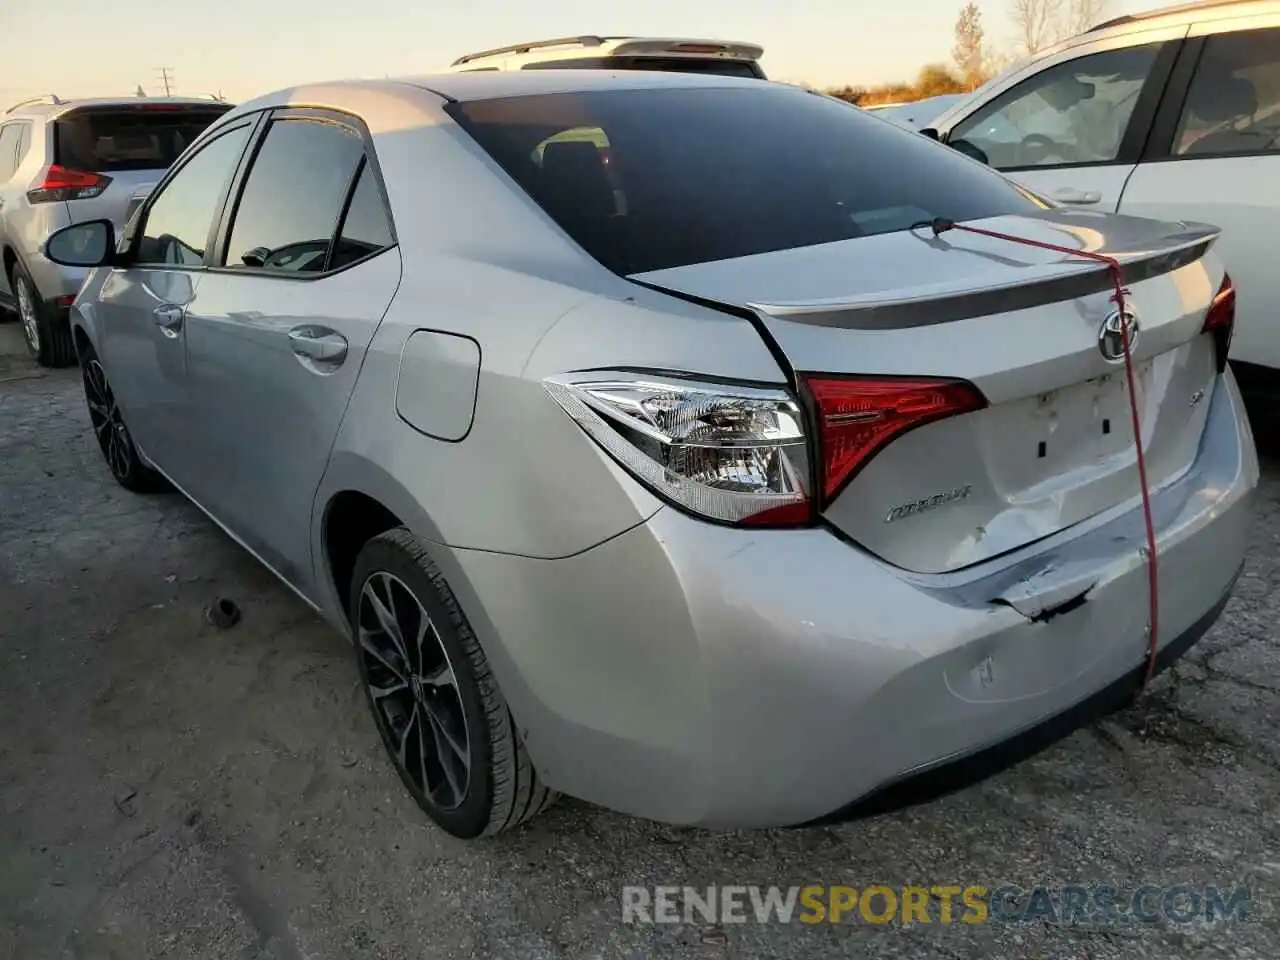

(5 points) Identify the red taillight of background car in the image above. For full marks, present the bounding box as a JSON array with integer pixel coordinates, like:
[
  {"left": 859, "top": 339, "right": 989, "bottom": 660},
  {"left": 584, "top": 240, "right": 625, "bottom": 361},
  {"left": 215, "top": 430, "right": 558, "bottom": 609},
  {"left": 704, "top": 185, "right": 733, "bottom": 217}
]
[
  {"left": 1202, "top": 273, "right": 1235, "bottom": 373},
  {"left": 27, "top": 165, "right": 112, "bottom": 204},
  {"left": 803, "top": 374, "right": 987, "bottom": 506}
]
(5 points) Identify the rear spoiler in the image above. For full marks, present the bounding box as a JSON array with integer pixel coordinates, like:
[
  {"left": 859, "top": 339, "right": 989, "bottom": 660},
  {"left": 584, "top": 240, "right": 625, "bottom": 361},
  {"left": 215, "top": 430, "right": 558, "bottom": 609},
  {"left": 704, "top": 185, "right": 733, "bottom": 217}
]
[{"left": 746, "top": 219, "right": 1220, "bottom": 331}]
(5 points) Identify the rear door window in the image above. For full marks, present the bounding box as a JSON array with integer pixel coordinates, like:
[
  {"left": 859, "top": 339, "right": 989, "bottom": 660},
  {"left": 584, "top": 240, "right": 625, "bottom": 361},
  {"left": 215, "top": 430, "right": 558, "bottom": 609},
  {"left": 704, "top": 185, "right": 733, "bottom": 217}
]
[
  {"left": 1174, "top": 27, "right": 1280, "bottom": 157},
  {"left": 55, "top": 106, "right": 231, "bottom": 172},
  {"left": 220, "top": 115, "right": 365, "bottom": 273},
  {"left": 449, "top": 85, "right": 1043, "bottom": 274}
]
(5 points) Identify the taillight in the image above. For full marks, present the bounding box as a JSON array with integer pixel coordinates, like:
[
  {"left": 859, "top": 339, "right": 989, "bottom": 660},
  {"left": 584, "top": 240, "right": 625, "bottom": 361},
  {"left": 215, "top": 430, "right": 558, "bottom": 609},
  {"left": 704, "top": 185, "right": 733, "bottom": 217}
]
[
  {"left": 544, "top": 373, "right": 812, "bottom": 527},
  {"left": 803, "top": 375, "right": 987, "bottom": 506},
  {"left": 27, "top": 165, "right": 112, "bottom": 204},
  {"left": 1203, "top": 273, "right": 1235, "bottom": 373}
]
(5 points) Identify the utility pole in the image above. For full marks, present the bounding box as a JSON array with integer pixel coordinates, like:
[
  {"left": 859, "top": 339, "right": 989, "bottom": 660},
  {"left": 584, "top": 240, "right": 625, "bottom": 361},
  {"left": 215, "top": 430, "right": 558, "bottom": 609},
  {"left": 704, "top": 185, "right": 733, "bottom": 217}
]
[{"left": 154, "top": 67, "right": 174, "bottom": 97}]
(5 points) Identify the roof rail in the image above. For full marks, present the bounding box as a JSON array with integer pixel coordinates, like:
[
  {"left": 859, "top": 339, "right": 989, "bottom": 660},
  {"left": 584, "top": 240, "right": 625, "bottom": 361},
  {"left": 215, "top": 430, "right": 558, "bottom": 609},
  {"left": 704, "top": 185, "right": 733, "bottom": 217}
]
[
  {"left": 1088, "top": 0, "right": 1254, "bottom": 32},
  {"left": 452, "top": 35, "right": 605, "bottom": 67},
  {"left": 6, "top": 94, "right": 64, "bottom": 114}
]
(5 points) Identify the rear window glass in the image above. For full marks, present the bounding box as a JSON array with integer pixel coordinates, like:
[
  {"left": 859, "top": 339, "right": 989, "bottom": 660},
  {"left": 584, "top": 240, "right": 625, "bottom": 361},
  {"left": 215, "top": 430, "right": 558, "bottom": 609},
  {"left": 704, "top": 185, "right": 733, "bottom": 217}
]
[
  {"left": 55, "top": 107, "right": 231, "bottom": 172},
  {"left": 522, "top": 56, "right": 765, "bottom": 79},
  {"left": 449, "top": 86, "right": 1045, "bottom": 274}
]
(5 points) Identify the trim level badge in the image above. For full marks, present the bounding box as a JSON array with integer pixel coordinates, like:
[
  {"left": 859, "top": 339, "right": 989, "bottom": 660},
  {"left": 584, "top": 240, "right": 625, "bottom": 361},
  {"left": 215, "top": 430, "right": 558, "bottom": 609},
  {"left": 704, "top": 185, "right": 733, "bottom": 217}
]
[{"left": 885, "top": 485, "right": 973, "bottom": 523}]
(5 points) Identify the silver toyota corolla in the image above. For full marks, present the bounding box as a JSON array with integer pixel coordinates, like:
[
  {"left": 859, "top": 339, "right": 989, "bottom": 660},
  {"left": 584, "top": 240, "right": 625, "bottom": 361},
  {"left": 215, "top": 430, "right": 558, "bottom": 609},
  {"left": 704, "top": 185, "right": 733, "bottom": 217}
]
[{"left": 45, "top": 70, "right": 1257, "bottom": 839}]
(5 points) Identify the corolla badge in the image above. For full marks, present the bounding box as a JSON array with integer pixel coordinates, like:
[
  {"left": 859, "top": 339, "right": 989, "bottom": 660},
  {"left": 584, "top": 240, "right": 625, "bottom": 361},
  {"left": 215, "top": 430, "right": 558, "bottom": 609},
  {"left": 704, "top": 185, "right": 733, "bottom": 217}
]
[{"left": 1098, "top": 306, "right": 1140, "bottom": 364}]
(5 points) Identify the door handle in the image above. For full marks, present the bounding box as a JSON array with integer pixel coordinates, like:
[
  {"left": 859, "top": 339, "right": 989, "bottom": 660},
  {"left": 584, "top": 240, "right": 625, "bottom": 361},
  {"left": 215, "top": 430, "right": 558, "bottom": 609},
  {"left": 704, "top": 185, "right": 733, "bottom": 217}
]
[
  {"left": 1053, "top": 188, "right": 1102, "bottom": 206},
  {"left": 288, "top": 326, "right": 348, "bottom": 365},
  {"left": 152, "top": 303, "right": 185, "bottom": 337}
]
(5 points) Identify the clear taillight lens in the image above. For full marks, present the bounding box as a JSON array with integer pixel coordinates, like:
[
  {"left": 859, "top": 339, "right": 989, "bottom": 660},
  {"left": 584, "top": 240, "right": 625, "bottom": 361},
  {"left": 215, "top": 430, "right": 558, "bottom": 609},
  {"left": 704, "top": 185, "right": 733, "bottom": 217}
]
[{"left": 544, "top": 372, "right": 811, "bottom": 526}]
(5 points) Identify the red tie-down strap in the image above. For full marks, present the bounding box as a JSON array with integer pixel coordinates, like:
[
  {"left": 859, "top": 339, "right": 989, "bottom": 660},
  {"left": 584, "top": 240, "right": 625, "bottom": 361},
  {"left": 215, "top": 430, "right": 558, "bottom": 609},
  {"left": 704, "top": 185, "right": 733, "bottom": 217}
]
[{"left": 924, "top": 217, "right": 1161, "bottom": 690}]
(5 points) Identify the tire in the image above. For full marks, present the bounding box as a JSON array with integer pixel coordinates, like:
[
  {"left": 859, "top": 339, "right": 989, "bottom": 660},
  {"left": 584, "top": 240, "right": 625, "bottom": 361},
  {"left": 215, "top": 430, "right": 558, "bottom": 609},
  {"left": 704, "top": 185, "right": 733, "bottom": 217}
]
[
  {"left": 350, "top": 528, "right": 555, "bottom": 838},
  {"left": 79, "top": 344, "right": 168, "bottom": 493},
  {"left": 10, "top": 260, "right": 75, "bottom": 368}
]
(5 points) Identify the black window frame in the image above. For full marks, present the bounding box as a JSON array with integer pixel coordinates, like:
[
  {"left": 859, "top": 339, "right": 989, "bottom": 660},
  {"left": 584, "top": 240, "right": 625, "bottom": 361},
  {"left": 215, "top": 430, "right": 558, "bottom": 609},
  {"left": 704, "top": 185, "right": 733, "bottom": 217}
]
[
  {"left": 947, "top": 39, "right": 1182, "bottom": 173},
  {"left": 207, "top": 106, "right": 398, "bottom": 281},
  {"left": 1142, "top": 26, "right": 1280, "bottom": 163},
  {"left": 126, "top": 114, "right": 264, "bottom": 272}
]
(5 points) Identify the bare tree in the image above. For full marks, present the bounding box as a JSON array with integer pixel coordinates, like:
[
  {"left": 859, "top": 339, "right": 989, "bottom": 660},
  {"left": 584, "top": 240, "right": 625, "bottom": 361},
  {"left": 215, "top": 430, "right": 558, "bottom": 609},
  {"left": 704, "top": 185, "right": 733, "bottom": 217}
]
[
  {"left": 953, "top": 3, "right": 988, "bottom": 90},
  {"left": 1061, "top": 0, "right": 1112, "bottom": 36},
  {"left": 1011, "top": 0, "right": 1065, "bottom": 55}
]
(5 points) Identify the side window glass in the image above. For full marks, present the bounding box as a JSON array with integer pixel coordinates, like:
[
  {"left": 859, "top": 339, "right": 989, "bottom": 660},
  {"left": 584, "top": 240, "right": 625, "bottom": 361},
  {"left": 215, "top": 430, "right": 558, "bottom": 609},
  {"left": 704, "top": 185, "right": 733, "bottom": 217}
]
[
  {"left": 0, "top": 125, "right": 21, "bottom": 182},
  {"left": 16, "top": 123, "right": 31, "bottom": 169},
  {"left": 951, "top": 44, "right": 1162, "bottom": 169},
  {"left": 222, "top": 117, "right": 363, "bottom": 273},
  {"left": 1175, "top": 27, "right": 1280, "bottom": 157},
  {"left": 137, "top": 124, "right": 251, "bottom": 267},
  {"left": 329, "top": 163, "right": 394, "bottom": 270}
]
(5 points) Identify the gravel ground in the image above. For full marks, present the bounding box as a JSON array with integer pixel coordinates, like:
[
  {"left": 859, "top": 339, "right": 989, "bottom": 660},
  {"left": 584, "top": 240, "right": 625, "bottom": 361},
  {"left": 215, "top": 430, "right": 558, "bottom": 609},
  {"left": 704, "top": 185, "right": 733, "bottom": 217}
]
[{"left": 1, "top": 321, "right": 1277, "bottom": 959}]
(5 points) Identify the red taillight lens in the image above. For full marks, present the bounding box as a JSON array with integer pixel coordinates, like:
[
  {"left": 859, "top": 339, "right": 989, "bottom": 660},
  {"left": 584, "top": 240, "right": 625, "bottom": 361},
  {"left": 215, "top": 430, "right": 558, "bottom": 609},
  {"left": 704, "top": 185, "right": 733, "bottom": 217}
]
[
  {"left": 1202, "top": 273, "right": 1235, "bottom": 373},
  {"left": 803, "top": 375, "right": 987, "bottom": 505},
  {"left": 27, "top": 165, "right": 112, "bottom": 204}
]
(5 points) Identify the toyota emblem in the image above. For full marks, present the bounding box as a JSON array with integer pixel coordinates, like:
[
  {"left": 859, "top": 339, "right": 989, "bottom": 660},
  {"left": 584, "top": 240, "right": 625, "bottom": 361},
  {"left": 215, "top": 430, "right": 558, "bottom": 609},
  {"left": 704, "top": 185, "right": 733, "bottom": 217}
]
[{"left": 1098, "top": 307, "right": 1140, "bottom": 364}]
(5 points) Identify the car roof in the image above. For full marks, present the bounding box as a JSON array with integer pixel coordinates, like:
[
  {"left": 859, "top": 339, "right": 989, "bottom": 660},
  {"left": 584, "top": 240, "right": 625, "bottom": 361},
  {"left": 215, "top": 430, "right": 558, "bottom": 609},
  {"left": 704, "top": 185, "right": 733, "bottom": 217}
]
[
  {"left": 1087, "top": 0, "right": 1275, "bottom": 33},
  {"left": 227, "top": 69, "right": 769, "bottom": 119},
  {"left": 4, "top": 96, "right": 231, "bottom": 120}
]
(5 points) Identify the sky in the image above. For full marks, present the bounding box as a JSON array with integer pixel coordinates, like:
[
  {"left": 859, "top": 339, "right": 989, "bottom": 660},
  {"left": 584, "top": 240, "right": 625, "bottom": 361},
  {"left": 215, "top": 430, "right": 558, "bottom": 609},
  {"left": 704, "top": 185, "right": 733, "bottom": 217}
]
[{"left": 1, "top": 0, "right": 1154, "bottom": 104}]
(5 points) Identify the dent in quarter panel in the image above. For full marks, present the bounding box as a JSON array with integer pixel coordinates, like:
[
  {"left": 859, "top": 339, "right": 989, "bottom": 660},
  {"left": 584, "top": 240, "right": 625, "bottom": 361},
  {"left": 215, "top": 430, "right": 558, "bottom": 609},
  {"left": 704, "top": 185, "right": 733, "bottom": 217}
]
[{"left": 395, "top": 330, "right": 480, "bottom": 441}]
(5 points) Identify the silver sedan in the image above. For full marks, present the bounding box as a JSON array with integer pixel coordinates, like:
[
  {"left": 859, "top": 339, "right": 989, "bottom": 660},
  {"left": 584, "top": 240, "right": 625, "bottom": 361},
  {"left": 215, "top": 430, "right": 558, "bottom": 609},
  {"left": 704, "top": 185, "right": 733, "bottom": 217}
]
[{"left": 45, "top": 70, "right": 1257, "bottom": 838}]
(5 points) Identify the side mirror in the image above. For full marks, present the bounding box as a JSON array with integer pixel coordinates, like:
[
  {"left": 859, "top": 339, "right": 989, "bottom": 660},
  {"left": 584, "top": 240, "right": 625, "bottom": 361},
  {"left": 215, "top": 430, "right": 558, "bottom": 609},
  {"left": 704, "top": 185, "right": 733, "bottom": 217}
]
[
  {"left": 948, "top": 138, "right": 990, "bottom": 166},
  {"left": 45, "top": 219, "right": 116, "bottom": 268}
]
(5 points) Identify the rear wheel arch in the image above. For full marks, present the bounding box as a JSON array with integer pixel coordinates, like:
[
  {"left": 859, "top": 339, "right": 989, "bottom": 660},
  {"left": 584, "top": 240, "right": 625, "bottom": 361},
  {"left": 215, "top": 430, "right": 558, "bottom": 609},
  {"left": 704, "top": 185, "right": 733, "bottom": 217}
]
[{"left": 322, "top": 489, "right": 403, "bottom": 615}]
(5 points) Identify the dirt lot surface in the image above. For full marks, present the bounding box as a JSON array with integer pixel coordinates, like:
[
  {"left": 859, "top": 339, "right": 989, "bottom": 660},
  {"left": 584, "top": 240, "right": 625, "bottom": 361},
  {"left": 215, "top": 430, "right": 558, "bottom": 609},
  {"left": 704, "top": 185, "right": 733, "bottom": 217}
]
[{"left": 2, "top": 321, "right": 1278, "bottom": 959}]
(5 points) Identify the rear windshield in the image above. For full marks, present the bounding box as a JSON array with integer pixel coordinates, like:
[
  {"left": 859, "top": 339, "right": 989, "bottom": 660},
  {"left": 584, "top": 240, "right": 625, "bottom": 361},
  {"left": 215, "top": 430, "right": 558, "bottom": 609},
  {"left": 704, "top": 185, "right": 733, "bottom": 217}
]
[
  {"left": 55, "top": 106, "right": 231, "bottom": 172},
  {"left": 449, "top": 86, "right": 1045, "bottom": 274},
  {"left": 522, "top": 56, "right": 765, "bottom": 79}
]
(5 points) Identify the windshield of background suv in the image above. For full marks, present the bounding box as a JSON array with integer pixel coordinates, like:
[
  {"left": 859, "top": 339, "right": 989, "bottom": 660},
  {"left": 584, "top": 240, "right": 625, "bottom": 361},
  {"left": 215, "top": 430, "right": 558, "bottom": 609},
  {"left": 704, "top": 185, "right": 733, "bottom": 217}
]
[
  {"left": 449, "top": 85, "right": 1046, "bottom": 274},
  {"left": 55, "top": 106, "right": 231, "bottom": 172}
]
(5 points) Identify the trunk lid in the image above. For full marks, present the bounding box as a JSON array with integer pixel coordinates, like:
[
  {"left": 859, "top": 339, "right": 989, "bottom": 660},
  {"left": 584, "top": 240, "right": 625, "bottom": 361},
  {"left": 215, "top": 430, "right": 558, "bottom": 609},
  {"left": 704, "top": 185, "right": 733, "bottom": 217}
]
[{"left": 632, "top": 209, "right": 1224, "bottom": 574}]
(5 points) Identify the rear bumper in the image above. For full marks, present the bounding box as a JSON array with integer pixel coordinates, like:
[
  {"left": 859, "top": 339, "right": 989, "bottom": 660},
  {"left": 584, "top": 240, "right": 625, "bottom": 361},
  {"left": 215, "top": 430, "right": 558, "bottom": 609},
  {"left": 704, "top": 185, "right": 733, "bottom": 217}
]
[
  {"left": 804, "top": 568, "right": 1238, "bottom": 824},
  {"left": 445, "top": 370, "right": 1258, "bottom": 828}
]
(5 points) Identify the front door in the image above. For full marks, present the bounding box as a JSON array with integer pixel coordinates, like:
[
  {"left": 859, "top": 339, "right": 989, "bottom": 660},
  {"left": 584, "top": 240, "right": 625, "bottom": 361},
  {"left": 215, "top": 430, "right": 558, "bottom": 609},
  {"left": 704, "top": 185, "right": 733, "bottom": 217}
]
[
  {"left": 95, "top": 121, "right": 253, "bottom": 485},
  {"left": 180, "top": 110, "right": 400, "bottom": 594},
  {"left": 940, "top": 26, "right": 1188, "bottom": 211}
]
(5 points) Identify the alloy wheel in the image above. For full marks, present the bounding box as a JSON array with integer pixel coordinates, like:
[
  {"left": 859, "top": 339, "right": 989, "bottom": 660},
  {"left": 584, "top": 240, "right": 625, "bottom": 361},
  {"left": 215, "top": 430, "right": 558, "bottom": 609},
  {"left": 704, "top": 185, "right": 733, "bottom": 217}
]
[
  {"left": 358, "top": 571, "right": 471, "bottom": 810},
  {"left": 83, "top": 359, "right": 133, "bottom": 482},
  {"left": 16, "top": 277, "right": 40, "bottom": 356}
]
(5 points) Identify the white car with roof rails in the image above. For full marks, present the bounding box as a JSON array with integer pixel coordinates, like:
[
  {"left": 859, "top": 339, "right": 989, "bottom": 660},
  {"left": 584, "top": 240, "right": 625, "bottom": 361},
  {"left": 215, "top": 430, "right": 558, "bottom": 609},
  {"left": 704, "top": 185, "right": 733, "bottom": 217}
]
[
  {"left": 448, "top": 35, "right": 767, "bottom": 78},
  {"left": 0, "top": 93, "right": 232, "bottom": 366},
  {"left": 923, "top": 0, "right": 1280, "bottom": 399}
]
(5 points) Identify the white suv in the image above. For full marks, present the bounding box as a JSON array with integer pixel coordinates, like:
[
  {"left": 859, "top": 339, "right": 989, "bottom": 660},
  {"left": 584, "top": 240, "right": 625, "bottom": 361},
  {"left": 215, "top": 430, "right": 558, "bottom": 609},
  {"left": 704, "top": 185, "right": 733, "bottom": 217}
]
[
  {"left": 927, "top": 0, "right": 1280, "bottom": 386},
  {"left": 448, "top": 35, "right": 766, "bottom": 79}
]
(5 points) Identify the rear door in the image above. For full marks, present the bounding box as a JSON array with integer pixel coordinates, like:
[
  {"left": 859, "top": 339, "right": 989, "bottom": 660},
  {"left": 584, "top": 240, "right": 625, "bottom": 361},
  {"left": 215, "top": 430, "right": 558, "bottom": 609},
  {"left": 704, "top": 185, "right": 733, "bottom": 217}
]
[
  {"left": 940, "top": 27, "right": 1186, "bottom": 210},
  {"left": 181, "top": 109, "right": 401, "bottom": 593},
  {"left": 1117, "top": 18, "right": 1280, "bottom": 370},
  {"left": 52, "top": 103, "right": 232, "bottom": 234}
]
